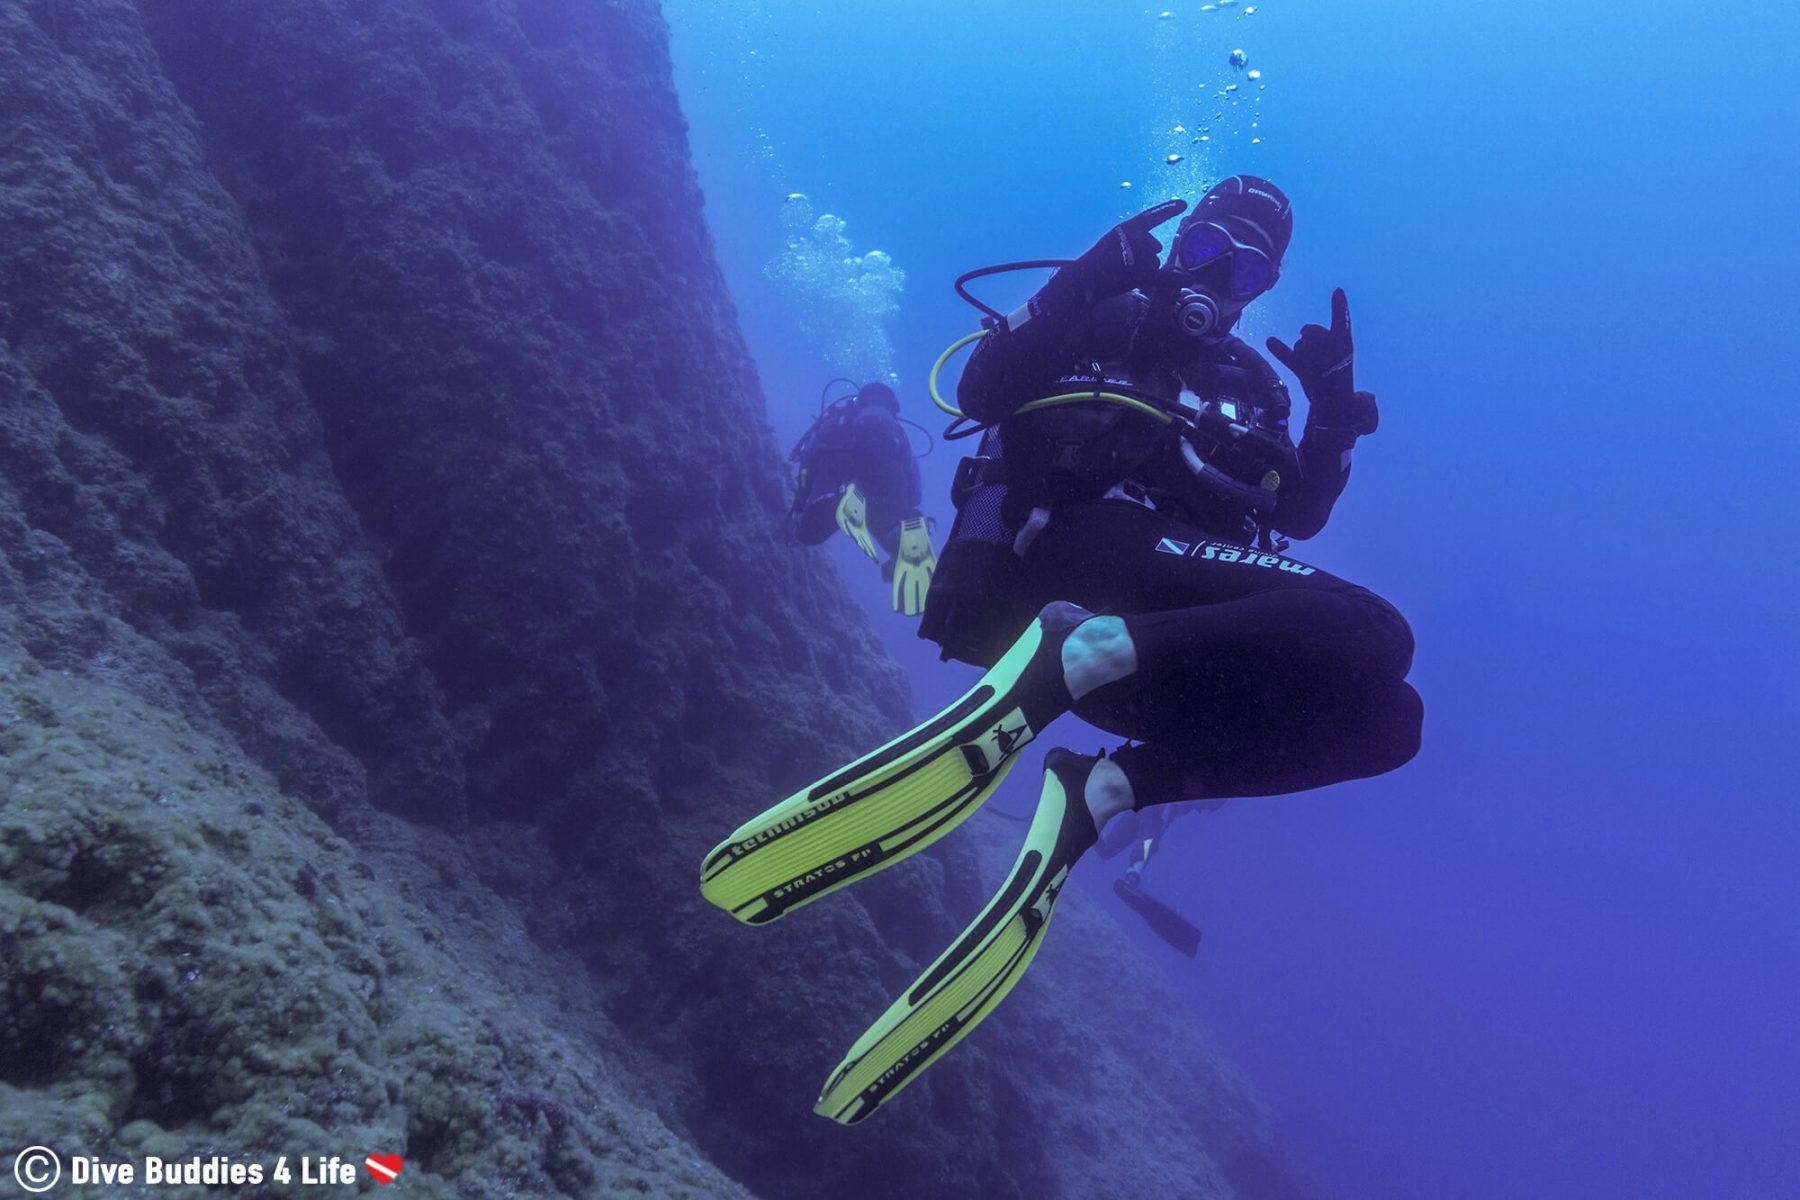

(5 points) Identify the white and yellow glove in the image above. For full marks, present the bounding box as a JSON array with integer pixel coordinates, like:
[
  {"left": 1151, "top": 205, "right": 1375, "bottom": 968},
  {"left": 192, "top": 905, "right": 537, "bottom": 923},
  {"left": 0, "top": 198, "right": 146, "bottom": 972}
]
[
  {"left": 835, "top": 484, "right": 879, "bottom": 561},
  {"left": 891, "top": 516, "right": 936, "bottom": 616}
]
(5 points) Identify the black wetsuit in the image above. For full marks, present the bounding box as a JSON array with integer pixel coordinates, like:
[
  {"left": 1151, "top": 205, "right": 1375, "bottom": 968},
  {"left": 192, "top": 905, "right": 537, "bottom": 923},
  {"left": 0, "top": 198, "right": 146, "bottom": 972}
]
[
  {"left": 939, "top": 278, "right": 1421, "bottom": 808},
  {"left": 789, "top": 400, "right": 922, "bottom": 556}
]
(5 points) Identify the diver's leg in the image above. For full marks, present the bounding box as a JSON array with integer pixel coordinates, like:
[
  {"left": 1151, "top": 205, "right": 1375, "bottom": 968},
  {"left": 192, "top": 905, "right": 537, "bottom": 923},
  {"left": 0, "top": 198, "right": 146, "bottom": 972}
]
[
  {"left": 1088, "top": 584, "right": 1416, "bottom": 721},
  {"left": 1018, "top": 497, "right": 1421, "bottom": 802},
  {"left": 1108, "top": 678, "right": 1425, "bottom": 805},
  {"left": 1061, "top": 586, "right": 1417, "bottom": 792},
  {"left": 1024, "top": 500, "right": 1414, "bottom": 722}
]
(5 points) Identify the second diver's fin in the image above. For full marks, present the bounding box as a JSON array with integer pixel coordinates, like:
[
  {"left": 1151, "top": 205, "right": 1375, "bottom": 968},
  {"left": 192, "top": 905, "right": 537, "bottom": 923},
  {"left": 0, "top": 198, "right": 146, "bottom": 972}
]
[
  {"left": 1113, "top": 875, "right": 1202, "bottom": 958},
  {"left": 813, "top": 748, "right": 1100, "bottom": 1125},
  {"left": 699, "top": 603, "right": 1088, "bottom": 926}
]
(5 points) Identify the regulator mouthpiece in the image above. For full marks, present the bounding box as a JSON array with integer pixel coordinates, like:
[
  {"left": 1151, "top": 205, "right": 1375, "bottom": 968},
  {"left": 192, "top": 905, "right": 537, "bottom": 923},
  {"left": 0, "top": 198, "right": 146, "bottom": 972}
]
[{"left": 1175, "top": 288, "right": 1223, "bottom": 338}]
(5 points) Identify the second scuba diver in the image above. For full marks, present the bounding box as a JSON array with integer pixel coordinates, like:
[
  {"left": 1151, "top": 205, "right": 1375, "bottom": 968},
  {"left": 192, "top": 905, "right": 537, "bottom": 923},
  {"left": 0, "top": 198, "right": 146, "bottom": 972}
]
[
  {"left": 1099, "top": 800, "right": 1214, "bottom": 958},
  {"left": 788, "top": 380, "right": 937, "bottom": 616},
  {"left": 705, "top": 177, "right": 1422, "bottom": 1123}
]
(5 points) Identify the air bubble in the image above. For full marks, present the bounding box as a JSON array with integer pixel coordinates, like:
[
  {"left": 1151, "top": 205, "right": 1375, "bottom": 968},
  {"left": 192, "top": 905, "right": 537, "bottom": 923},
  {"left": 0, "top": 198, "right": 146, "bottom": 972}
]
[{"left": 767, "top": 196, "right": 905, "bottom": 382}]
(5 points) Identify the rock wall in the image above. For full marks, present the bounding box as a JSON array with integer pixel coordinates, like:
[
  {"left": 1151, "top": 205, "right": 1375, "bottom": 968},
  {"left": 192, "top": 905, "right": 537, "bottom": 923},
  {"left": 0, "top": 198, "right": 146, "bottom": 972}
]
[
  {"left": 0, "top": 1, "right": 1314, "bottom": 1196},
  {"left": 0, "top": 645, "right": 754, "bottom": 1199}
]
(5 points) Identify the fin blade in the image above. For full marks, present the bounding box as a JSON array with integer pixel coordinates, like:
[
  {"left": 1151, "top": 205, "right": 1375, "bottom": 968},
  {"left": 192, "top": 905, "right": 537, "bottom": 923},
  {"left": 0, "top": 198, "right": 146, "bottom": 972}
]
[
  {"left": 699, "top": 616, "right": 1055, "bottom": 923},
  {"left": 814, "top": 757, "right": 1096, "bottom": 1123},
  {"left": 1114, "top": 878, "right": 1202, "bottom": 957}
]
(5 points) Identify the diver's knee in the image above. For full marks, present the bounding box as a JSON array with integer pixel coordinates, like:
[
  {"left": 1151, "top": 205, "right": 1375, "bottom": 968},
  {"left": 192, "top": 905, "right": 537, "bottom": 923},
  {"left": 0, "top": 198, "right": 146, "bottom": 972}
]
[
  {"left": 1388, "top": 610, "right": 1418, "bottom": 679},
  {"left": 1350, "top": 588, "right": 1415, "bottom": 679},
  {"left": 1375, "top": 682, "right": 1424, "bottom": 772}
]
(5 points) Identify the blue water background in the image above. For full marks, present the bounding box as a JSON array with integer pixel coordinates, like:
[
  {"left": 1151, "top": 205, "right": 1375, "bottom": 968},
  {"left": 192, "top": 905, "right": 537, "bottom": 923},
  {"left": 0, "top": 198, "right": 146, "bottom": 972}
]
[{"left": 664, "top": 2, "right": 1800, "bottom": 1196}]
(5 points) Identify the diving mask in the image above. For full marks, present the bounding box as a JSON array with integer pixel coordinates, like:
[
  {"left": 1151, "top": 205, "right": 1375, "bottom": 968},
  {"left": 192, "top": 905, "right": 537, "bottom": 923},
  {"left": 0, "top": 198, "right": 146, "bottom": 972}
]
[{"left": 1172, "top": 221, "right": 1277, "bottom": 299}]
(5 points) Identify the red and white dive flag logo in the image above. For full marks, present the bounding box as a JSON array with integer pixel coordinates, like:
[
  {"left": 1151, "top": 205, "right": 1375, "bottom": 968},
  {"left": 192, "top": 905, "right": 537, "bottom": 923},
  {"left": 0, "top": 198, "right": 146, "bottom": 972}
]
[{"left": 365, "top": 1155, "right": 404, "bottom": 1185}]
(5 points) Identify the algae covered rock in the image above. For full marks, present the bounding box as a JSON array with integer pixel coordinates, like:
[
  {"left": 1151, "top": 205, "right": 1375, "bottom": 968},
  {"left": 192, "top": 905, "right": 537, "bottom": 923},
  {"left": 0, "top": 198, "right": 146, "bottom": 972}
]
[{"left": 0, "top": 648, "right": 754, "bottom": 1198}]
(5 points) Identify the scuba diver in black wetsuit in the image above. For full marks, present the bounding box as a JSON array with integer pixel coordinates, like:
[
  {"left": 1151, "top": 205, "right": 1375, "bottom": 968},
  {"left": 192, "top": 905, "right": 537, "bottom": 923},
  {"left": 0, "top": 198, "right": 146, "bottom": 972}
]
[
  {"left": 701, "top": 177, "right": 1421, "bottom": 1125},
  {"left": 788, "top": 380, "right": 938, "bottom": 615},
  {"left": 921, "top": 175, "right": 1421, "bottom": 812}
]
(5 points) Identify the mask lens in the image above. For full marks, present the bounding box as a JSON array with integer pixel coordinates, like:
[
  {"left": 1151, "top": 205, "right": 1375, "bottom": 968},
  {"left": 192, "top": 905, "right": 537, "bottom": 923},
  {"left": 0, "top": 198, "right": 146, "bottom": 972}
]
[
  {"left": 1177, "top": 224, "right": 1232, "bottom": 270},
  {"left": 1230, "top": 250, "right": 1273, "bottom": 298}
]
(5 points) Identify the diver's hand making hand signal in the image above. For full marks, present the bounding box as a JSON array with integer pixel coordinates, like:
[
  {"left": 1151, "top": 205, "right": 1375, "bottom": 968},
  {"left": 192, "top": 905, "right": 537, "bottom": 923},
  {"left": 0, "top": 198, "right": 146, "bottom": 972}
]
[
  {"left": 1267, "top": 288, "right": 1379, "bottom": 436},
  {"left": 1267, "top": 287, "right": 1355, "bottom": 395},
  {"left": 1104, "top": 197, "right": 1190, "bottom": 284},
  {"left": 1038, "top": 198, "right": 1189, "bottom": 317}
]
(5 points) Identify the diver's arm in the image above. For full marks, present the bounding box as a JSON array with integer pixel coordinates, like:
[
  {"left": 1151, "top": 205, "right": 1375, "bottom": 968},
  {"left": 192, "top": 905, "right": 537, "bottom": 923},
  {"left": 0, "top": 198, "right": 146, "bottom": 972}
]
[
  {"left": 788, "top": 424, "right": 851, "bottom": 545},
  {"left": 1264, "top": 350, "right": 1366, "bottom": 540},
  {"left": 1265, "top": 288, "right": 1379, "bottom": 540},
  {"left": 790, "top": 486, "right": 845, "bottom": 545},
  {"left": 1275, "top": 423, "right": 1358, "bottom": 540},
  {"left": 958, "top": 200, "right": 1187, "bottom": 423}
]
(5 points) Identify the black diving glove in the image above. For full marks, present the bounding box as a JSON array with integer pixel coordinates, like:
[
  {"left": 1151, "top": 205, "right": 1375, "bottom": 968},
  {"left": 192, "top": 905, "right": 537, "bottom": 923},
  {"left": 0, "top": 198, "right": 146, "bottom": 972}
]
[
  {"left": 1029, "top": 198, "right": 1189, "bottom": 325},
  {"left": 1266, "top": 287, "right": 1379, "bottom": 436}
]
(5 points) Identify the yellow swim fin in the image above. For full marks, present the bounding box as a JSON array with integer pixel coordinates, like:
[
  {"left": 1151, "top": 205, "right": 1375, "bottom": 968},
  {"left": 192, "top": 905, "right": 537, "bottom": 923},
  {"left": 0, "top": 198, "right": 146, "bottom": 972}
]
[
  {"left": 699, "top": 604, "right": 1090, "bottom": 925},
  {"left": 835, "top": 483, "right": 879, "bottom": 561},
  {"left": 814, "top": 748, "right": 1100, "bottom": 1124},
  {"left": 891, "top": 516, "right": 936, "bottom": 616}
]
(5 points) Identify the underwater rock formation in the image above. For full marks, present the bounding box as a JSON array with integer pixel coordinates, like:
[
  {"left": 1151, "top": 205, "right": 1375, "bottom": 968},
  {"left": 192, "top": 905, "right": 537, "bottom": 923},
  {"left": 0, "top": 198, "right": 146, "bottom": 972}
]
[
  {"left": 0, "top": 647, "right": 752, "bottom": 1198},
  {"left": 0, "top": 0, "right": 1312, "bottom": 1196}
]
